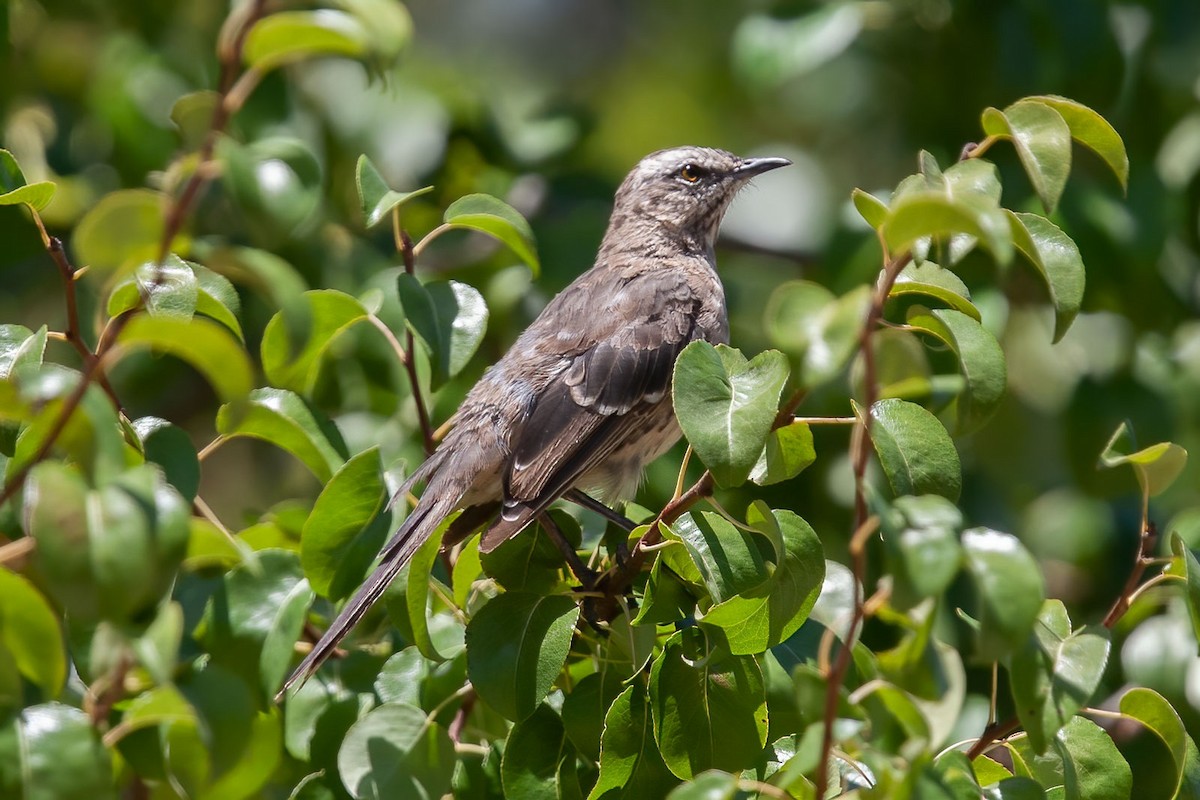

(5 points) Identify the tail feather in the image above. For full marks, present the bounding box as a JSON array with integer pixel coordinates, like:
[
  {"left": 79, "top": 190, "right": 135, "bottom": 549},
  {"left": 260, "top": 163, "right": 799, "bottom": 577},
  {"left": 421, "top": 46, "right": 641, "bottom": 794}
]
[{"left": 277, "top": 494, "right": 456, "bottom": 700}]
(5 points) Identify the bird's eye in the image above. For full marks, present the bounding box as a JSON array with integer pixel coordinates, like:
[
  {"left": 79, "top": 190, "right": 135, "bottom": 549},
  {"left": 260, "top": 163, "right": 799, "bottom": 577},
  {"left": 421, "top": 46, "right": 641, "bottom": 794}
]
[{"left": 678, "top": 163, "right": 703, "bottom": 183}]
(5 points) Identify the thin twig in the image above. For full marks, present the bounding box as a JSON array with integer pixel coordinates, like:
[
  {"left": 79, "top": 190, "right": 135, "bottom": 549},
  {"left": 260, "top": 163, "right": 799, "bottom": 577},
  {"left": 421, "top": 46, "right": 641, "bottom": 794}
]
[{"left": 397, "top": 227, "right": 435, "bottom": 454}]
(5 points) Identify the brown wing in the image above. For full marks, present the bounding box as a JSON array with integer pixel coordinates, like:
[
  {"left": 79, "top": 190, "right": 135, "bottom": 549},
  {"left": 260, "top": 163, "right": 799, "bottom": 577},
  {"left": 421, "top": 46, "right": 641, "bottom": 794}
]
[{"left": 498, "top": 270, "right": 703, "bottom": 528}]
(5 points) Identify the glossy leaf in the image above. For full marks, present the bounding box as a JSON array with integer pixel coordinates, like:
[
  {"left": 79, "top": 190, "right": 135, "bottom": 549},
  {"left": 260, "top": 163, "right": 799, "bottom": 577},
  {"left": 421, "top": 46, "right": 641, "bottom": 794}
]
[
  {"left": 337, "top": 702, "right": 455, "bottom": 800},
  {"left": 132, "top": 416, "right": 201, "bottom": 501},
  {"left": 0, "top": 149, "right": 54, "bottom": 210},
  {"left": 672, "top": 511, "right": 769, "bottom": 603},
  {"left": 589, "top": 684, "right": 678, "bottom": 799},
  {"left": 465, "top": 592, "right": 578, "bottom": 721},
  {"left": 881, "top": 494, "right": 964, "bottom": 607},
  {"left": 216, "top": 387, "right": 349, "bottom": 482},
  {"left": 698, "top": 505, "right": 824, "bottom": 654},
  {"left": 0, "top": 324, "right": 48, "bottom": 379},
  {"left": 1118, "top": 687, "right": 1200, "bottom": 800},
  {"left": 863, "top": 398, "right": 962, "bottom": 501},
  {"left": 244, "top": 10, "right": 371, "bottom": 71},
  {"left": 650, "top": 629, "right": 768, "bottom": 779},
  {"left": 480, "top": 511, "right": 579, "bottom": 594},
  {"left": 107, "top": 255, "right": 198, "bottom": 320},
  {"left": 356, "top": 155, "right": 433, "bottom": 228},
  {"left": 962, "top": 528, "right": 1045, "bottom": 661},
  {"left": 0, "top": 568, "right": 65, "bottom": 698},
  {"left": 198, "top": 549, "right": 314, "bottom": 698},
  {"left": 750, "top": 419, "right": 816, "bottom": 485},
  {"left": 982, "top": 100, "right": 1072, "bottom": 212},
  {"left": 1099, "top": 421, "right": 1188, "bottom": 497},
  {"left": 28, "top": 463, "right": 190, "bottom": 624},
  {"left": 889, "top": 261, "right": 981, "bottom": 320},
  {"left": 1027, "top": 95, "right": 1129, "bottom": 190},
  {"left": 1169, "top": 533, "right": 1200, "bottom": 647},
  {"left": 261, "top": 289, "right": 369, "bottom": 396},
  {"left": 0, "top": 703, "right": 112, "bottom": 799},
  {"left": 206, "top": 246, "right": 309, "bottom": 349},
  {"left": 402, "top": 519, "right": 458, "bottom": 661},
  {"left": 883, "top": 191, "right": 1013, "bottom": 265},
  {"left": 1010, "top": 600, "right": 1110, "bottom": 753},
  {"left": 115, "top": 315, "right": 252, "bottom": 404},
  {"left": 300, "top": 447, "right": 390, "bottom": 600},
  {"left": 443, "top": 193, "right": 540, "bottom": 274},
  {"left": 906, "top": 308, "right": 1006, "bottom": 433},
  {"left": 73, "top": 189, "right": 186, "bottom": 276},
  {"left": 673, "top": 341, "right": 789, "bottom": 488},
  {"left": 852, "top": 188, "right": 888, "bottom": 229},
  {"left": 1053, "top": 716, "right": 1132, "bottom": 800},
  {"left": 502, "top": 704, "right": 574, "bottom": 800},
  {"left": 396, "top": 275, "right": 489, "bottom": 389},
  {"left": 8, "top": 368, "right": 125, "bottom": 481},
  {"left": 1007, "top": 211, "right": 1085, "bottom": 342}
]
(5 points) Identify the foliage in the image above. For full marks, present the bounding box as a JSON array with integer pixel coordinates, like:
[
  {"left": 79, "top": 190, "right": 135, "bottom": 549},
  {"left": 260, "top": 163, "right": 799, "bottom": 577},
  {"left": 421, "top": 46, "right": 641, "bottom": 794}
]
[{"left": 2, "top": 1, "right": 1200, "bottom": 799}]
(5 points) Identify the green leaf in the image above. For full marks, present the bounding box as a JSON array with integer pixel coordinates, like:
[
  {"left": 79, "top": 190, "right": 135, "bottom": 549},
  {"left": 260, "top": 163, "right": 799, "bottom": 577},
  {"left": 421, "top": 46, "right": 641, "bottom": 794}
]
[
  {"left": 673, "top": 342, "right": 790, "bottom": 488},
  {"left": 131, "top": 416, "right": 200, "bottom": 501},
  {"left": 1098, "top": 421, "right": 1188, "bottom": 497},
  {"left": 982, "top": 101, "right": 1072, "bottom": 213},
  {"left": 889, "top": 261, "right": 981, "bottom": 321},
  {"left": 192, "top": 262, "right": 244, "bottom": 340},
  {"left": 906, "top": 308, "right": 1006, "bottom": 433},
  {"left": 443, "top": 193, "right": 540, "bottom": 274},
  {"left": 1026, "top": 95, "right": 1129, "bottom": 190},
  {"left": 1010, "top": 600, "right": 1110, "bottom": 753},
  {"left": 983, "top": 777, "right": 1047, "bottom": 799},
  {"left": 115, "top": 315, "right": 253, "bottom": 404},
  {"left": 502, "top": 704, "right": 575, "bottom": 800},
  {"left": 198, "top": 549, "right": 315, "bottom": 699},
  {"left": 356, "top": 155, "right": 433, "bottom": 228},
  {"left": 221, "top": 136, "right": 322, "bottom": 235},
  {"left": 764, "top": 279, "right": 835, "bottom": 356},
  {"left": 1007, "top": 212, "right": 1086, "bottom": 342},
  {"left": 863, "top": 398, "right": 962, "bottom": 501},
  {"left": 649, "top": 629, "right": 768, "bottom": 779},
  {"left": 665, "top": 771, "right": 742, "bottom": 799},
  {"left": 962, "top": 527, "right": 1045, "bottom": 661},
  {"left": 589, "top": 684, "right": 679, "bottom": 799},
  {"left": 243, "top": 10, "right": 372, "bottom": 71},
  {"left": 1053, "top": 716, "right": 1132, "bottom": 800},
  {"left": 396, "top": 276, "right": 490, "bottom": 389},
  {"left": 672, "top": 511, "right": 768, "bottom": 603},
  {"left": 261, "top": 290, "right": 369, "bottom": 396},
  {"left": 884, "top": 191, "right": 1013, "bottom": 265},
  {"left": 107, "top": 255, "right": 198, "bottom": 320},
  {"left": 300, "top": 447, "right": 390, "bottom": 600},
  {"left": 1169, "top": 533, "right": 1200, "bottom": 648},
  {"left": 0, "top": 324, "right": 48, "bottom": 379},
  {"left": 465, "top": 592, "right": 578, "bottom": 721},
  {"left": 73, "top": 189, "right": 187, "bottom": 276},
  {"left": 0, "top": 569, "right": 65, "bottom": 698},
  {"left": 28, "top": 463, "right": 190, "bottom": 624},
  {"left": 403, "top": 519, "right": 458, "bottom": 661},
  {"left": 750, "top": 420, "right": 816, "bottom": 486},
  {"left": 852, "top": 188, "right": 888, "bottom": 229},
  {"left": 698, "top": 505, "right": 824, "bottom": 654},
  {"left": 337, "top": 702, "right": 455, "bottom": 800},
  {"left": 480, "top": 510, "right": 580, "bottom": 593},
  {"left": 0, "top": 703, "right": 113, "bottom": 800},
  {"left": 881, "top": 494, "right": 964, "bottom": 607},
  {"left": 1118, "top": 687, "right": 1200, "bottom": 800},
  {"left": 206, "top": 246, "right": 310, "bottom": 350},
  {"left": 216, "top": 387, "right": 350, "bottom": 482},
  {"left": 201, "top": 710, "right": 282, "bottom": 800},
  {"left": 0, "top": 149, "right": 55, "bottom": 210}
]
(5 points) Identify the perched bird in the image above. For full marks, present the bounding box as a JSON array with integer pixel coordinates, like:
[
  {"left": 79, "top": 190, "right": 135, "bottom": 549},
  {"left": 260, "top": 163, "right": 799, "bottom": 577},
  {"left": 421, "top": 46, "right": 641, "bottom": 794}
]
[{"left": 280, "top": 146, "right": 790, "bottom": 695}]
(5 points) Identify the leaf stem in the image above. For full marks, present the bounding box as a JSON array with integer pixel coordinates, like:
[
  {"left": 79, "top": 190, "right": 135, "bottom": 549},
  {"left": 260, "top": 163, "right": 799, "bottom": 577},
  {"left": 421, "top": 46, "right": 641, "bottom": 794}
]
[{"left": 395, "top": 227, "right": 436, "bottom": 455}]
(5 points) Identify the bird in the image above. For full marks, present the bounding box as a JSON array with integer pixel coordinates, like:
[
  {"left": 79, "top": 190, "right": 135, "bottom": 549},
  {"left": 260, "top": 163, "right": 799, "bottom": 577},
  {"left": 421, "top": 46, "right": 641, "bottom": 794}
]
[{"left": 279, "top": 146, "right": 790, "bottom": 696}]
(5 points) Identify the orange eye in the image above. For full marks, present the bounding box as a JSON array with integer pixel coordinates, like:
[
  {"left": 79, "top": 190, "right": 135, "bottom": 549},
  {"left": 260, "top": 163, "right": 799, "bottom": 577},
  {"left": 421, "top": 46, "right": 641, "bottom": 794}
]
[{"left": 679, "top": 163, "right": 702, "bottom": 183}]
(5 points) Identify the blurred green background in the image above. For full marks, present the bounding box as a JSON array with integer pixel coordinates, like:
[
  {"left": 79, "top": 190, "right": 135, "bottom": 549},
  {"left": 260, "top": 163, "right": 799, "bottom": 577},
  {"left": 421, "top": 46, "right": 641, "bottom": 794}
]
[{"left": 3, "top": 0, "right": 1200, "bottom": 716}]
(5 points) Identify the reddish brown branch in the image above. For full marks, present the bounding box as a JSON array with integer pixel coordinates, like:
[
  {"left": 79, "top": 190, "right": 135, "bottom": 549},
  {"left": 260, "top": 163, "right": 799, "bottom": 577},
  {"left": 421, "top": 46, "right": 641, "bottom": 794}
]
[{"left": 398, "top": 228, "right": 436, "bottom": 455}]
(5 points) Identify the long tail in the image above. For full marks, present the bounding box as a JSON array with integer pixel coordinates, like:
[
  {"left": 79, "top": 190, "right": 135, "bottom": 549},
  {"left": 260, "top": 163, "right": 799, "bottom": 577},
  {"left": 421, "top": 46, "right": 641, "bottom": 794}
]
[{"left": 277, "top": 493, "right": 458, "bottom": 699}]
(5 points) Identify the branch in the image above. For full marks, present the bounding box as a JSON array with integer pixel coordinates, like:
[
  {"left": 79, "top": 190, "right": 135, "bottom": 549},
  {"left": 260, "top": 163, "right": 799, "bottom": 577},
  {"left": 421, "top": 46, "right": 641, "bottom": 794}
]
[{"left": 397, "top": 226, "right": 435, "bottom": 455}]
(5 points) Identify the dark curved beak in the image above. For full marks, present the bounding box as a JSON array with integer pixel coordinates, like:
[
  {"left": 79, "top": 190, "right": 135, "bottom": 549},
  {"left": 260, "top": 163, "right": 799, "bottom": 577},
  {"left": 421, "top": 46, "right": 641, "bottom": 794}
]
[{"left": 733, "top": 156, "right": 792, "bottom": 178}]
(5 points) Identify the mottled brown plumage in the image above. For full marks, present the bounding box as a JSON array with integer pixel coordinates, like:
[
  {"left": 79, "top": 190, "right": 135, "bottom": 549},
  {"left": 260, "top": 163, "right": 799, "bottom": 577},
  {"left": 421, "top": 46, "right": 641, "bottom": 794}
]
[{"left": 279, "top": 146, "right": 789, "bottom": 695}]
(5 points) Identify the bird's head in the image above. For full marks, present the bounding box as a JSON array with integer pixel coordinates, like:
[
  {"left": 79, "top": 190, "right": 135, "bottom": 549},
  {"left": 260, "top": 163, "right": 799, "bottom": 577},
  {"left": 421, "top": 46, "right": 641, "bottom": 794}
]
[{"left": 609, "top": 146, "right": 791, "bottom": 252}]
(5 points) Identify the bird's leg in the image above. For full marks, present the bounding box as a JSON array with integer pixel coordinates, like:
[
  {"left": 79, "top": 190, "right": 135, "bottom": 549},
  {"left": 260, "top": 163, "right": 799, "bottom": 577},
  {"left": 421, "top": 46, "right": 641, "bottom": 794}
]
[
  {"left": 564, "top": 489, "right": 638, "bottom": 532},
  {"left": 564, "top": 489, "right": 635, "bottom": 570},
  {"left": 538, "top": 512, "right": 597, "bottom": 590}
]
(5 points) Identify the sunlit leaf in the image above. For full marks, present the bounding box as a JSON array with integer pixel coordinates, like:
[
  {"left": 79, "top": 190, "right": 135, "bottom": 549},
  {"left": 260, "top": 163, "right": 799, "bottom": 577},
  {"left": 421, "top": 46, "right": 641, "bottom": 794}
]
[
  {"left": 982, "top": 101, "right": 1072, "bottom": 212},
  {"left": 243, "top": 10, "right": 372, "bottom": 72},
  {"left": 750, "top": 419, "right": 816, "bottom": 486},
  {"left": 396, "top": 276, "right": 489, "bottom": 389},
  {"left": 589, "top": 684, "right": 678, "bottom": 799},
  {"left": 1007, "top": 211, "right": 1085, "bottom": 342},
  {"left": 73, "top": 189, "right": 187, "bottom": 276},
  {"left": 261, "top": 290, "right": 369, "bottom": 396},
  {"left": 115, "top": 315, "right": 253, "bottom": 404},
  {"left": 0, "top": 704, "right": 112, "bottom": 798},
  {"left": 356, "top": 155, "right": 433, "bottom": 228},
  {"left": 216, "top": 387, "right": 349, "bottom": 482},
  {"left": 884, "top": 191, "right": 1013, "bottom": 265},
  {"left": 443, "top": 193, "right": 539, "bottom": 274},
  {"left": 0, "top": 569, "right": 65, "bottom": 698},
  {"left": 862, "top": 398, "right": 962, "bottom": 501},
  {"left": 337, "top": 702, "right": 454, "bottom": 800},
  {"left": 1099, "top": 421, "right": 1188, "bottom": 497},
  {"left": 962, "top": 528, "right": 1045, "bottom": 661},
  {"left": 905, "top": 308, "right": 1006, "bottom": 433},
  {"left": 1118, "top": 687, "right": 1200, "bottom": 800},
  {"left": 1027, "top": 95, "right": 1129, "bottom": 190},
  {"left": 852, "top": 188, "right": 888, "bottom": 229}
]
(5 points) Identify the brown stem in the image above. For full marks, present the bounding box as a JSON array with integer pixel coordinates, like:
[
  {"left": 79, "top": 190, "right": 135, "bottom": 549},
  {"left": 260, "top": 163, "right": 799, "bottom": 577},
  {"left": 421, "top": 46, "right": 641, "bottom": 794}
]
[
  {"left": 813, "top": 250, "right": 911, "bottom": 798},
  {"left": 448, "top": 688, "right": 477, "bottom": 743},
  {"left": 397, "top": 228, "right": 435, "bottom": 455}
]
